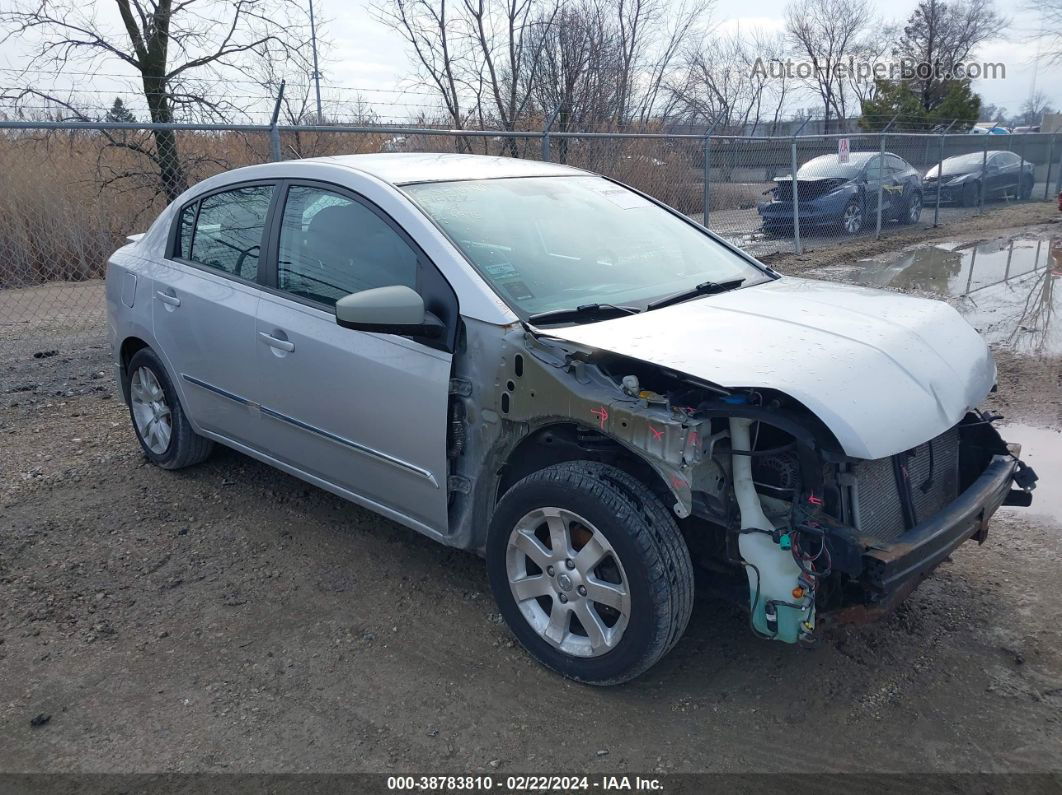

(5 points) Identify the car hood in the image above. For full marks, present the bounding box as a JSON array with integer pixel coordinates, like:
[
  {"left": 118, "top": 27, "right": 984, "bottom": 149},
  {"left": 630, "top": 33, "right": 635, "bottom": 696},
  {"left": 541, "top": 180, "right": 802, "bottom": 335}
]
[{"left": 541, "top": 277, "right": 996, "bottom": 459}]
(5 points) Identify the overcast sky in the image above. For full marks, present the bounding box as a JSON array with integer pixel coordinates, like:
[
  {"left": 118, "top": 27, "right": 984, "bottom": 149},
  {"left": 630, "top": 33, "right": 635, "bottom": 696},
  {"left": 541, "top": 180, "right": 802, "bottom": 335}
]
[
  {"left": 1, "top": 0, "right": 1058, "bottom": 123},
  {"left": 327, "top": 0, "right": 1061, "bottom": 120}
]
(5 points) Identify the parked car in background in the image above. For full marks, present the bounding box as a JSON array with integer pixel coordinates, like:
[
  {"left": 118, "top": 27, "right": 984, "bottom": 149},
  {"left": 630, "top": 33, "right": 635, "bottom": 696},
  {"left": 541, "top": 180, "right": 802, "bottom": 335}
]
[
  {"left": 969, "top": 125, "right": 1010, "bottom": 135},
  {"left": 758, "top": 152, "right": 923, "bottom": 236},
  {"left": 923, "top": 151, "right": 1036, "bottom": 206},
  {"left": 106, "top": 153, "right": 1037, "bottom": 684}
]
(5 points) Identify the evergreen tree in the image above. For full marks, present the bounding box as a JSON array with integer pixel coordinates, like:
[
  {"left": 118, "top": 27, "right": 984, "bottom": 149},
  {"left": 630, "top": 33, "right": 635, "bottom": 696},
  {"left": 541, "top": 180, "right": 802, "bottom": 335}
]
[{"left": 104, "top": 98, "right": 137, "bottom": 124}]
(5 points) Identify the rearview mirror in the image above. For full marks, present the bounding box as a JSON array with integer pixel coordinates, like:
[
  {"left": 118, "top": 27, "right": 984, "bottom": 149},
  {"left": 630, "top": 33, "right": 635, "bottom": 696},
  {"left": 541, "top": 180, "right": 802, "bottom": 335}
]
[{"left": 335, "top": 285, "right": 443, "bottom": 339}]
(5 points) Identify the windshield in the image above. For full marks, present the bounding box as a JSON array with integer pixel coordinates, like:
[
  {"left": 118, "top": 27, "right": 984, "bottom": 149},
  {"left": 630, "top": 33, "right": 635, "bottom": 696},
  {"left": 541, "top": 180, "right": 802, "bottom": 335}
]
[
  {"left": 403, "top": 175, "right": 767, "bottom": 316},
  {"left": 940, "top": 152, "right": 988, "bottom": 173},
  {"left": 795, "top": 154, "right": 870, "bottom": 179}
]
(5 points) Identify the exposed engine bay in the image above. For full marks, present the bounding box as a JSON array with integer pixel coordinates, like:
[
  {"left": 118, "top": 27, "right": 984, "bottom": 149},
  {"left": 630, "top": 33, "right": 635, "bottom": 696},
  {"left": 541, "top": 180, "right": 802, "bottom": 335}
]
[{"left": 446, "top": 321, "right": 1039, "bottom": 645}]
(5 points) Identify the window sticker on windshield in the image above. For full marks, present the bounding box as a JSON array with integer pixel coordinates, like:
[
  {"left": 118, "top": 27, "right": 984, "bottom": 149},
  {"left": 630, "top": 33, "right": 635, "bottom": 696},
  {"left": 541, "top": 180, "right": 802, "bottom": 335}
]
[
  {"left": 484, "top": 262, "right": 519, "bottom": 279},
  {"left": 592, "top": 185, "right": 653, "bottom": 210},
  {"left": 503, "top": 280, "right": 534, "bottom": 300}
]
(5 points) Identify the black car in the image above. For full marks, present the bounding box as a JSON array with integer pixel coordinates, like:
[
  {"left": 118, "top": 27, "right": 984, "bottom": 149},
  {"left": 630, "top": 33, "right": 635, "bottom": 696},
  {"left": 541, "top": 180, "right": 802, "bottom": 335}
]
[
  {"left": 758, "top": 152, "right": 923, "bottom": 236},
  {"left": 923, "top": 151, "right": 1036, "bottom": 206}
]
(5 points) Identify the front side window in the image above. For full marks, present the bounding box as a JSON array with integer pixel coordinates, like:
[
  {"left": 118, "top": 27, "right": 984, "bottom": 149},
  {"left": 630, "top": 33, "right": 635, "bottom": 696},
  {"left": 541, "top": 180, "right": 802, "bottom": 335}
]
[
  {"left": 404, "top": 175, "right": 767, "bottom": 316},
  {"left": 185, "top": 185, "right": 273, "bottom": 279},
  {"left": 277, "top": 185, "right": 418, "bottom": 306}
]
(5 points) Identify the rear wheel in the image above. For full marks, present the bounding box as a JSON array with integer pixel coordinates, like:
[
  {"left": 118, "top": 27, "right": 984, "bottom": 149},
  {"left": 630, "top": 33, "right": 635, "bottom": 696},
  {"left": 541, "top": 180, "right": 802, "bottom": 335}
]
[
  {"left": 486, "top": 462, "right": 694, "bottom": 685},
  {"left": 124, "top": 348, "right": 213, "bottom": 470},
  {"left": 840, "top": 200, "right": 864, "bottom": 235}
]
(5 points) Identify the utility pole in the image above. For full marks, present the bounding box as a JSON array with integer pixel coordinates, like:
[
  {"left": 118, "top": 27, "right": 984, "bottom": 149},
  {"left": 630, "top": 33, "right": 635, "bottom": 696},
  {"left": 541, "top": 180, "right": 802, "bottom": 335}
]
[{"left": 309, "top": 0, "right": 323, "bottom": 123}]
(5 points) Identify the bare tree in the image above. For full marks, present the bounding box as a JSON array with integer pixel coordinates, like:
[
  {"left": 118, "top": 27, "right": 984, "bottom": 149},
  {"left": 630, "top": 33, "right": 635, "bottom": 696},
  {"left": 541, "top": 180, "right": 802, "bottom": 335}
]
[
  {"left": 463, "top": 0, "right": 560, "bottom": 153},
  {"left": 1014, "top": 90, "right": 1054, "bottom": 126},
  {"left": 372, "top": 0, "right": 472, "bottom": 141},
  {"left": 785, "top": 0, "right": 874, "bottom": 132},
  {"left": 1, "top": 0, "right": 313, "bottom": 201},
  {"left": 897, "top": 0, "right": 1005, "bottom": 112},
  {"left": 1029, "top": 0, "right": 1062, "bottom": 64},
  {"left": 668, "top": 26, "right": 791, "bottom": 134},
  {"left": 613, "top": 0, "right": 710, "bottom": 126}
]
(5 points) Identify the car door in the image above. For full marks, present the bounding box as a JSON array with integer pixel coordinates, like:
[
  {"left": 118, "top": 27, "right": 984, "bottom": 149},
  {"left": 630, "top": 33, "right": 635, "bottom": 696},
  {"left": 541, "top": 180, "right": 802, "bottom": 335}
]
[
  {"left": 254, "top": 182, "right": 455, "bottom": 536},
  {"left": 152, "top": 183, "right": 275, "bottom": 448},
  {"left": 883, "top": 153, "right": 909, "bottom": 211},
  {"left": 995, "top": 151, "right": 1021, "bottom": 196},
  {"left": 864, "top": 155, "right": 899, "bottom": 216}
]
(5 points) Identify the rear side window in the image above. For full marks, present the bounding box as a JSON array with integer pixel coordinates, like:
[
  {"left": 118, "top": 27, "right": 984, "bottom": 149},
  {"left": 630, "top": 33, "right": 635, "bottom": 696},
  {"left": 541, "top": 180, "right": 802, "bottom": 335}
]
[
  {"left": 276, "top": 185, "right": 418, "bottom": 306},
  {"left": 180, "top": 185, "right": 274, "bottom": 280}
]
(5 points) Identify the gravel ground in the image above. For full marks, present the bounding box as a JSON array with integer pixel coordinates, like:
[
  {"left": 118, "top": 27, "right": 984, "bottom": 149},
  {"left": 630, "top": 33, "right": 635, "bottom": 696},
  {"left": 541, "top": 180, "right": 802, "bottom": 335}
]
[{"left": 1, "top": 202, "right": 1061, "bottom": 775}]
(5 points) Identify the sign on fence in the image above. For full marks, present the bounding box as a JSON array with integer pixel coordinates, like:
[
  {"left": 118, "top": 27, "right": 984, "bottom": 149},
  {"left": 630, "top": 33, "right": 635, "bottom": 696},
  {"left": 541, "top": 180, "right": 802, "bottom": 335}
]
[{"left": 838, "top": 137, "right": 850, "bottom": 163}]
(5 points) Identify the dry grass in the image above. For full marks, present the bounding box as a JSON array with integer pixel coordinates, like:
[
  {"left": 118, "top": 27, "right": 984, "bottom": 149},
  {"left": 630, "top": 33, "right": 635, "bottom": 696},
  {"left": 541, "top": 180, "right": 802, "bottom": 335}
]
[
  {"left": 0, "top": 129, "right": 387, "bottom": 289},
  {"left": 0, "top": 128, "right": 723, "bottom": 290}
]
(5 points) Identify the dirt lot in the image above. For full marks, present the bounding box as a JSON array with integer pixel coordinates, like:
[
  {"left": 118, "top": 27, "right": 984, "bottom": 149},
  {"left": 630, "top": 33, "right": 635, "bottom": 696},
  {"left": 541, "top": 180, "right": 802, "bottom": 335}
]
[{"left": 1, "top": 202, "right": 1061, "bottom": 775}]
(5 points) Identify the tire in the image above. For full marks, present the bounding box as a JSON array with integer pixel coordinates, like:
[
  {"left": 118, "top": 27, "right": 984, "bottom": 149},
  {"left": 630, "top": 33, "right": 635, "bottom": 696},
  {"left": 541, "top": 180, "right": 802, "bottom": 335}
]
[
  {"left": 123, "top": 348, "right": 213, "bottom": 470},
  {"left": 840, "top": 199, "right": 864, "bottom": 235},
  {"left": 486, "top": 462, "right": 694, "bottom": 685},
  {"left": 899, "top": 190, "right": 923, "bottom": 224},
  {"left": 1020, "top": 175, "right": 1034, "bottom": 200},
  {"left": 961, "top": 181, "right": 980, "bottom": 207}
]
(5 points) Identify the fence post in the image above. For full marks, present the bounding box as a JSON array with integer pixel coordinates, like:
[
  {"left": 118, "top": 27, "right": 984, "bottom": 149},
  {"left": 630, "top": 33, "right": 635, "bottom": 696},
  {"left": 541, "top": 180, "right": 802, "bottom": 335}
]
[
  {"left": 701, "top": 118, "right": 719, "bottom": 228},
  {"left": 791, "top": 137, "right": 802, "bottom": 254},
  {"left": 702, "top": 135, "right": 712, "bottom": 228},
  {"left": 790, "top": 117, "right": 812, "bottom": 255},
  {"left": 933, "top": 131, "right": 944, "bottom": 227},
  {"left": 1018, "top": 133, "right": 1027, "bottom": 200},
  {"left": 875, "top": 133, "right": 886, "bottom": 238},
  {"left": 269, "top": 79, "right": 285, "bottom": 162},
  {"left": 979, "top": 136, "right": 988, "bottom": 214},
  {"left": 1044, "top": 135, "right": 1055, "bottom": 201},
  {"left": 542, "top": 106, "right": 560, "bottom": 163},
  {"left": 1055, "top": 134, "right": 1062, "bottom": 196}
]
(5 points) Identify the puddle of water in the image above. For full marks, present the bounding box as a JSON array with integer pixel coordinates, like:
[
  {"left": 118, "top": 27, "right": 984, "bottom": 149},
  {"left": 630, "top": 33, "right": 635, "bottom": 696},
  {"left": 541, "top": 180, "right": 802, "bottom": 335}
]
[
  {"left": 851, "top": 237, "right": 1062, "bottom": 356},
  {"left": 998, "top": 423, "right": 1062, "bottom": 525}
]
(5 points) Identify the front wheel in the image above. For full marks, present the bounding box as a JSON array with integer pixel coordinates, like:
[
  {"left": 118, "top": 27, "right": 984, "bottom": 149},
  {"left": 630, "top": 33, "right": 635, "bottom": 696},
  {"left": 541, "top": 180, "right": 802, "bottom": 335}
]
[
  {"left": 961, "top": 181, "right": 980, "bottom": 207},
  {"left": 840, "top": 199, "right": 864, "bottom": 234},
  {"left": 899, "top": 190, "right": 923, "bottom": 224},
  {"left": 486, "top": 462, "right": 694, "bottom": 685}
]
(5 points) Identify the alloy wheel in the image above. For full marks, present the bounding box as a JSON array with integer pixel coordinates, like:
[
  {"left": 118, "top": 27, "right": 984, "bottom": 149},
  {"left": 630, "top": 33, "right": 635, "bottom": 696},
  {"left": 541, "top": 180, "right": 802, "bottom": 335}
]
[
  {"left": 130, "top": 366, "right": 172, "bottom": 454},
  {"left": 843, "top": 203, "right": 863, "bottom": 234},
  {"left": 505, "top": 507, "right": 631, "bottom": 658},
  {"left": 908, "top": 193, "right": 923, "bottom": 222}
]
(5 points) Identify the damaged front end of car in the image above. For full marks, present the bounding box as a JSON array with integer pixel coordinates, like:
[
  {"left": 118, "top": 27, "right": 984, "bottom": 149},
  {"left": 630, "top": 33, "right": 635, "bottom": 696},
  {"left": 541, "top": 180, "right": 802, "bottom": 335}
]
[{"left": 446, "top": 320, "right": 1039, "bottom": 646}]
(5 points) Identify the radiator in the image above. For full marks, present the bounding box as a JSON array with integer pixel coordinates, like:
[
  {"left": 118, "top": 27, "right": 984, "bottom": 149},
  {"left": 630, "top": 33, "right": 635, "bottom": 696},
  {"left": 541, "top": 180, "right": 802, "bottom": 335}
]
[{"left": 850, "top": 426, "right": 961, "bottom": 542}]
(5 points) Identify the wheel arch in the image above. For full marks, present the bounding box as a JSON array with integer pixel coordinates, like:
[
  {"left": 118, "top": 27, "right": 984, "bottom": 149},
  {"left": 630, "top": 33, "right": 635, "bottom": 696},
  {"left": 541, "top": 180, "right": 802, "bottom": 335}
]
[{"left": 495, "top": 421, "right": 680, "bottom": 521}]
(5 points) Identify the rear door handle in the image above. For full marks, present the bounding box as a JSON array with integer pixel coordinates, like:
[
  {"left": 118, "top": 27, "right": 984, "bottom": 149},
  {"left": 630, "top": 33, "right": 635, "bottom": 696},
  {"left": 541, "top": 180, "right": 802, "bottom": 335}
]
[
  {"left": 155, "top": 290, "right": 180, "bottom": 307},
  {"left": 258, "top": 331, "right": 295, "bottom": 352}
]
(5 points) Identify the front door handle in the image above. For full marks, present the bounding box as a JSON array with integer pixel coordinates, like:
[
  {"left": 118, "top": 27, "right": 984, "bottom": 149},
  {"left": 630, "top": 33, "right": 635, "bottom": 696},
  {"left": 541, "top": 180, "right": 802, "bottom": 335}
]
[
  {"left": 155, "top": 290, "right": 181, "bottom": 307},
  {"left": 258, "top": 331, "right": 295, "bottom": 352}
]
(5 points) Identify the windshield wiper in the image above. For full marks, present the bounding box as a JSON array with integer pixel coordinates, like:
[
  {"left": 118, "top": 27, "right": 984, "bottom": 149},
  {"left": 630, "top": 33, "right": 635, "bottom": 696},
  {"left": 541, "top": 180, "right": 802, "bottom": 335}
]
[
  {"left": 646, "top": 278, "right": 745, "bottom": 311},
  {"left": 527, "top": 303, "right": 641, "bottom": 326}
]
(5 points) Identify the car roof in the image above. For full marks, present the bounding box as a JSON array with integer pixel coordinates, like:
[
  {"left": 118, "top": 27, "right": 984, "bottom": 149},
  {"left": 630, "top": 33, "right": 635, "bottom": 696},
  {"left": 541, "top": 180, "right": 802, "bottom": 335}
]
[
  {"left": 805, "top": 151, "right": 878, "bottom": 164},
  {"left": 306, "top": 152, "right": 585, "bottom": 185}
]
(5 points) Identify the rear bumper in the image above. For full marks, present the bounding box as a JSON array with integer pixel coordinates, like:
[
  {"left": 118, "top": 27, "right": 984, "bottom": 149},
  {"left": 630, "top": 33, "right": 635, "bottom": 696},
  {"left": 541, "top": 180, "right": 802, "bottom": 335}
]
[{"left": 861, "top": 454, "right": 1016, "bottom": 601}]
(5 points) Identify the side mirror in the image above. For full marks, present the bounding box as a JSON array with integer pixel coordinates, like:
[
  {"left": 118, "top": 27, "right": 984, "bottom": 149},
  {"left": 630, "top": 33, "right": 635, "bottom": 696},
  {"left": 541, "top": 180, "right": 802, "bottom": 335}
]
[{"left": 335, "top": 285, "right": 444, "bottom": 339}]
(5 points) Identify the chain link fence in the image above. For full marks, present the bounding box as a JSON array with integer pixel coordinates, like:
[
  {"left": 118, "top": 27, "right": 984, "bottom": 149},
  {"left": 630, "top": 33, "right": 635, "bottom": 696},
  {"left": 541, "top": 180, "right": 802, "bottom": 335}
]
[{"left": 2, "top": 121, "right": 1062, "bottom": 373}]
